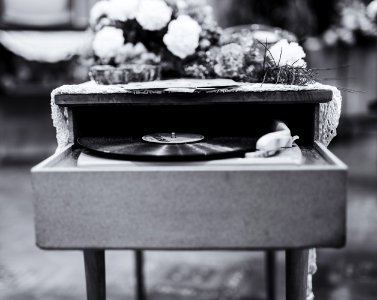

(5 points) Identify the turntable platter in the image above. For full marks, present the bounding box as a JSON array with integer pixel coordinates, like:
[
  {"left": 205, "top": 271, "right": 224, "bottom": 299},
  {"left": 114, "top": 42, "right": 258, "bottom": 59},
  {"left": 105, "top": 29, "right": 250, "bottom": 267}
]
[{"left": 77, "top": 135, "right": 257, "bottom": 161}]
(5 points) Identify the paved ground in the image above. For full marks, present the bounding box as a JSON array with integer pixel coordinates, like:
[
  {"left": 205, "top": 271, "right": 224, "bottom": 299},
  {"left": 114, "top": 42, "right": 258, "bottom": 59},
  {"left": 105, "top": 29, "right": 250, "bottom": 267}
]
[{"left": 0, "top": 124, "right": 376, "bottom": 299}]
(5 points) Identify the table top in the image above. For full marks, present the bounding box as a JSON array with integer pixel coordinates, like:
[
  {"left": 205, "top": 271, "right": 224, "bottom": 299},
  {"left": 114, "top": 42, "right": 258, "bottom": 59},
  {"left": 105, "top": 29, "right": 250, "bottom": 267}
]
[{"left": 52, "top": 80, "right": 334, "bottom": 106}]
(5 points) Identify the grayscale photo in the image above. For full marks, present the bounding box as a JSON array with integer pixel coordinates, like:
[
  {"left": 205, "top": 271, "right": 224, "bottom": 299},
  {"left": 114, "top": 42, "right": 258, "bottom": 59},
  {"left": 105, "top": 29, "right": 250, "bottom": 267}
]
[{"left": 0, "top": 0, "right": 376, "bottom": 299}]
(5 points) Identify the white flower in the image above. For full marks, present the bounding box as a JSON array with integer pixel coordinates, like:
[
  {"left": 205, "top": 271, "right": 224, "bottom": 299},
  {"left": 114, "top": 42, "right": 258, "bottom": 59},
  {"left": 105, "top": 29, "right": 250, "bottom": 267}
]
[
  {"left": 93, "top": 27, "right": 125, "bottom": 60},
  {"left": 163, "top": 15, "right": 201, "bottom": 59},
  {"left": 176, "top": 0, "right": 188, "bottom": 10},
  {"left": 107, "top": 0, "right": 139, "bottom": 21},
  {"left": 90, "top": 1, "right": 110, "bottom": 26},
  {"left": 136, "top": 0, "right": 172, "bottom": 31},
  {"left": 269, "top": 39, "right": 307, "bottom": 68},
  {"left": 114, "top": 42, "right": 147, "bottom": 64},
  {"left": 90, "top": 0, "right": 140, "bottom": 25},
  {"left": 367, "top": 0, "right": 377, "bottom": 20}
]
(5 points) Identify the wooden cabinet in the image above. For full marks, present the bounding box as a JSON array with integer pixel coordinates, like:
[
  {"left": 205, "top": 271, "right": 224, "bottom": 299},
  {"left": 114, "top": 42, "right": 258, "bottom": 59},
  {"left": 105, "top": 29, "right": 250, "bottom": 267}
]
[{"left": 31, "top": 86, "right": 347, "bottom": 300}]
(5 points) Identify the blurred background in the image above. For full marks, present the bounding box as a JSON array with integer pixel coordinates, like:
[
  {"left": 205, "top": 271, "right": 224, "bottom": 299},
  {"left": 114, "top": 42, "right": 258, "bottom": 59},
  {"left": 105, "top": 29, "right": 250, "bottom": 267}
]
[{"left": 0, "top": 0, "right": 376, "bottom": 299}]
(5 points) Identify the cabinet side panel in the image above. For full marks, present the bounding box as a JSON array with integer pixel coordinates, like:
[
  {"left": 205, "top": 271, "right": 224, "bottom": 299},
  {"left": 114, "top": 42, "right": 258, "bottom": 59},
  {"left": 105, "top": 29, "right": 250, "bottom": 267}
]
[{"left": 33, "top": 169, "right": 346, "bottom": 250}]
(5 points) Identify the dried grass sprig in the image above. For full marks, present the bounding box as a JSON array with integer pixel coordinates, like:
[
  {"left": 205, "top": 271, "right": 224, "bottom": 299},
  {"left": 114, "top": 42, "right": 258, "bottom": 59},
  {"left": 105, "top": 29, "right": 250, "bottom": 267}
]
[
  {"left": 262, "top": 65, "right": 317, "bottom": 85},
  {"left": 257, "top": 40, "right": 317, "bottom": 86}
]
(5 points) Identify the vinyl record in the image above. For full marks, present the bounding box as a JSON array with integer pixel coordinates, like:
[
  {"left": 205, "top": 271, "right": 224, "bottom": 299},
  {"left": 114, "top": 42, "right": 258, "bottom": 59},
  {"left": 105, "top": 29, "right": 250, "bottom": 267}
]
[{"left": 77, "top": 135, "right": 257, "bottom": 161}]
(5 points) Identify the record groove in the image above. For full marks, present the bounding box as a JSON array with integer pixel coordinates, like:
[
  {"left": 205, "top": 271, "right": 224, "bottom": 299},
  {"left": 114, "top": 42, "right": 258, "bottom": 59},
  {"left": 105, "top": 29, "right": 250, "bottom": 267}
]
[{"left": 77, "top": 136, "right": 257, "bottom": 161}]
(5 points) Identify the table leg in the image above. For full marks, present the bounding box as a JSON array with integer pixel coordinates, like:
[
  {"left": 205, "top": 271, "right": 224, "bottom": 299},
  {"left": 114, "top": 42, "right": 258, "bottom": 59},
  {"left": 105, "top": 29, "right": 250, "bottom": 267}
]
[
  {"left": 135, "top": 250, "right": 146, "bottom": 300},
  {"left": 84, "top": 250, "right": 106, "bottom": 300},
  {"left": 265, "top": 251, "right": 277, "bottom": 300},
  {"left": 286, "top": 249, "right": 309, "bottom": 300}
]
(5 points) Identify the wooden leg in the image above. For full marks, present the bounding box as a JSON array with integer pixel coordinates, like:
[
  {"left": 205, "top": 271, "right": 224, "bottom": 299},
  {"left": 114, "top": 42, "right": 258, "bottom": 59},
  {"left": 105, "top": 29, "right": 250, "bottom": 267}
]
[
  {"left": 84, "top": 250, "right": 106, "bottom": 300},
  {"left": 135, "top": 250, "right": 146, "bottom": 300},
  {"left": 286, "top": 249, "right": 309, "bottom": 300},
  {"left": 265, "top": 251, "right": 277, "bottom": 300}
]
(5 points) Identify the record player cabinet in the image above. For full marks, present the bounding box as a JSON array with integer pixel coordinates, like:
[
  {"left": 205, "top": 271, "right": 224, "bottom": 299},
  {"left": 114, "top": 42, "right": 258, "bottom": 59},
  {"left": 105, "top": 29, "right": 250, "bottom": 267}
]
[{"left": 32, "top": 87, "right": 347, "bottom": 300}]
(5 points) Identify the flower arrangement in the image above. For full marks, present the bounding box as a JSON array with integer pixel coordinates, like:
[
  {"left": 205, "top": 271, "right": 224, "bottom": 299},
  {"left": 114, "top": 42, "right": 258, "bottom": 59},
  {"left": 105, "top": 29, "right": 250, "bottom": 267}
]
[
  {"left": 163, "top": 15, "right": 202, "bottom": 59},
  {"left": 90, "top": 0, "right": 218, "bottom": 64},
  {"left": 89, "top": 0, "right": 314, "bottom": 85}
]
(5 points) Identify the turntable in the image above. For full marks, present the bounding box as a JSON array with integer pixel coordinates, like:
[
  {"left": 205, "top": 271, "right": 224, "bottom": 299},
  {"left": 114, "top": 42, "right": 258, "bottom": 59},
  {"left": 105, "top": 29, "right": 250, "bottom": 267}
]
[{"left": 31, "top": 79, "right": 347, "bottom": 300}]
